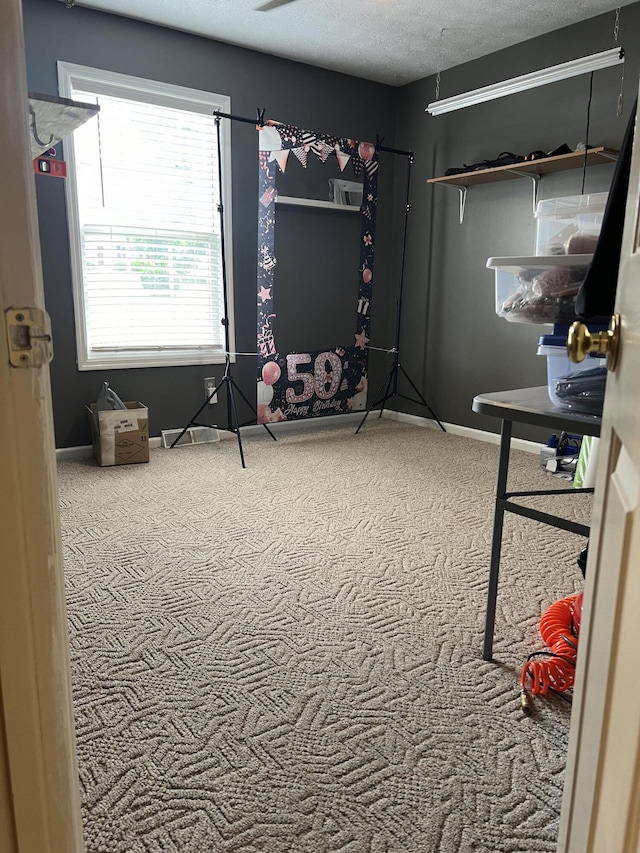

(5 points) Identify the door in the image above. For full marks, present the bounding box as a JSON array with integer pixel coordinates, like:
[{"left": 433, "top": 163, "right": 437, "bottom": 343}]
[
  {"left": 0, "top": 0, "right": 84, "bottom": 850},
  {"left": 558, "top": 107, "right": 640, "bottom": 846}
]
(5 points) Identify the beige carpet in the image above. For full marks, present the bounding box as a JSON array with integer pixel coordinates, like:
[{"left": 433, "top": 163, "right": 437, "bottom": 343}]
[{"left": 57, "top": 420, "right": 591, "bottom": 852}]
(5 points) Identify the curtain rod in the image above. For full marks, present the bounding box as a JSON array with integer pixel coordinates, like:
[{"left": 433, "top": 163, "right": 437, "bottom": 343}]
[{"left": 212, "top": 110, "right": 412, "bottom": 157}]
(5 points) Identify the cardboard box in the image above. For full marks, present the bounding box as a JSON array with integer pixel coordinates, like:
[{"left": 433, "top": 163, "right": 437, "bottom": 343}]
[{"left": 87, "top": 402, "right": 149, "bottom": 467}]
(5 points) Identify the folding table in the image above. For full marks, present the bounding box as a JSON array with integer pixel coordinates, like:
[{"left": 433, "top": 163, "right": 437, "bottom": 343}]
[{"left": 472, "top": 386, "right": 601, "bottom": 661}]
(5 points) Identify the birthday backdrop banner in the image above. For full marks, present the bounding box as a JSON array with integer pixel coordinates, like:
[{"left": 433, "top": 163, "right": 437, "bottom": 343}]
[{"left": 256, "top": 121, "right": 378, "bottom": 423}]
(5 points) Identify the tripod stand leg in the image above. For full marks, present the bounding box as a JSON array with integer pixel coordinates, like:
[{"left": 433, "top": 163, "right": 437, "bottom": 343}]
[
  {"left": 232, "top": 379, "right": 277, "bottom": 442},
  {"left": 377, "top": 364, "right": 396, "bottom": 419},
  {"left": 398, "top": 364, "right": 445, "bottom": 432},
  {"left": 169, "top": 380, "right": 224, "bottom": 448},
  {"left": 355, "top": 362, "right": 396, "bottom": 434},
  {"left": 169, "top": 422, "right": 192, "bottom": 449},
  {"left": 226, "top": 379, "right": 247, "bottom": 468}
]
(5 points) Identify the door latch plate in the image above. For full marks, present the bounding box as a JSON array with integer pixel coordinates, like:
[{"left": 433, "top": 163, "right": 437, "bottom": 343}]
[{"left": 5, "top": 308, "right": 53, "bottom": 367}]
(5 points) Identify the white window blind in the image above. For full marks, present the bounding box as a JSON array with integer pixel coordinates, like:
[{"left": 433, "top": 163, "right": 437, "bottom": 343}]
[{"left": 58, "top": 64, "right": 232, "bottom": 370}]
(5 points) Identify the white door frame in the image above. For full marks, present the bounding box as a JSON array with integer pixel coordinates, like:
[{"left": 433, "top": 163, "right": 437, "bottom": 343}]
[{"left": 0, "top": 1, "right": 84, "bottom": 850}]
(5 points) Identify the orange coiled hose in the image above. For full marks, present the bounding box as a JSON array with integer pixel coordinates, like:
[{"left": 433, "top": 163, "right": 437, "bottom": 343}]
[{"left": 521, "top": 593, "right": 582, "bottom": 697}]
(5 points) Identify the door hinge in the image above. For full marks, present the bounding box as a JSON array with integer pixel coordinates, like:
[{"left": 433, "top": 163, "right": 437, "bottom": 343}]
[{"left": 5, "top": 308, "right": 53, "bottom": 367}]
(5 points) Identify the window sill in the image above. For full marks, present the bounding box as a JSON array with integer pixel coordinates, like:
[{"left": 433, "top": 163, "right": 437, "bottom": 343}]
[{"left": 78, "top": 349, "right": 233, "bottom": 371}]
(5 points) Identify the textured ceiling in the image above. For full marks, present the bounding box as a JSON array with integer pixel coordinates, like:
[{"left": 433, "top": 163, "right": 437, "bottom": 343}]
[{"left": 63, "top": 0, "right": 633, "bottom": 86}]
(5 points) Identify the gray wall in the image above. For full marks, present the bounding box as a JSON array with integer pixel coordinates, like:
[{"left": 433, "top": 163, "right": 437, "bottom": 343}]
[
  {"left": 394, "top": 5, "right": 639, "bottom": 440},
  {"left": 22, "top": 0, "right": 399, "bottom": 447},
  {"left": 24, "top": 0, "right": 640, "bottom": 447}
]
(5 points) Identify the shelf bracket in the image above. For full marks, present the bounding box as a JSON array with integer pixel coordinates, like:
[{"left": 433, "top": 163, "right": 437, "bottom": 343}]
[
  {"left": 28, "top": 103, "right": 54, "bottom": 149},
  {"left": 438, "top": 181, "right": 468, "bottom": 223},
  {"left": 506, "top": 170, "right": 541, "bottom": 215}
]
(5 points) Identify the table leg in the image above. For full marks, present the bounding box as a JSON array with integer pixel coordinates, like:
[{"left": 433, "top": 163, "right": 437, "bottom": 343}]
[{"left": 483, "top": 418, "right": 512, "bottom": 661}]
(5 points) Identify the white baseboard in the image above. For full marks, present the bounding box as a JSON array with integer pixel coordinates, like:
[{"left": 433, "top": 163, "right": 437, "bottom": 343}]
[
  {"left": 54, "top": 416, "right": 366, "bottom": 458},
  {"left": 55, "top": 410, "right": 544, "bottom": 459},
  {"left": 55, "top": 445, "right": 92, "bottom": 460},
  {"left": 218, "top": 411, "right": 364, "bottom": 438},
  {"left": 380, "top": 409, "right": 544, "bottom": 455},
  {"left": 55, "top": 436, "right": 163, "bottom": 460}
]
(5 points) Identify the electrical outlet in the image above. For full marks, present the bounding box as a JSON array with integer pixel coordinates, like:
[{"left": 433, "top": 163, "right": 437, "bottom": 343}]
[{"left": 204, "top": 377, "right": 218, "bottom": 404}]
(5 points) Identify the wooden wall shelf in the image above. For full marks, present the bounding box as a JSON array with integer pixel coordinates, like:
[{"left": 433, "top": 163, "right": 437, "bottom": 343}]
[
  {"left": 427, "top": 147, "right": 619, "bottom": 188},
  {"left": 427, "top": 146, "right": 618, "bottom": 223}
]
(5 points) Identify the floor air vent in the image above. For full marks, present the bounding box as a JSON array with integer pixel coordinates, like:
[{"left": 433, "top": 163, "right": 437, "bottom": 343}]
[{"left": 160, "top": 426, "right": 220, "bottom": 449}]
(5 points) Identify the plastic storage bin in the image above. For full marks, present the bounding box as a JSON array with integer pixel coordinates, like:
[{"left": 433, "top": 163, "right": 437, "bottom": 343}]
[
  {"left": 553, "top": 368, "right": 607, "bottom": 415},
  {"left": 537, "top": 333, "right": 605, "bottom": 410},
  {"left": 535, "top": 192, "right": 608, "bottom": 256},
  {"left": 487, "top": 254, "right": 592, "bottom": 324}
]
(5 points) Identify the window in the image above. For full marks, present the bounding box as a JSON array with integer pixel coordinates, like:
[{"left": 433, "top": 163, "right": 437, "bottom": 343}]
[{"left": 57, "top": 63, "right": 233, "bottom": 370}]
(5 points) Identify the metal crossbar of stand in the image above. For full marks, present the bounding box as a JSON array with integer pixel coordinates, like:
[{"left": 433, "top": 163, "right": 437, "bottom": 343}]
[
  {"left": 169, "top": 113, "right": 276, "bottom": 468},
  {"left": 356, "top": 153, "right": 445, "bottom": 434}
]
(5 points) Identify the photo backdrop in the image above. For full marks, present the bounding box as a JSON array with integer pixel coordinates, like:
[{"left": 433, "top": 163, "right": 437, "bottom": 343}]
[{"left": 256, "top": 121, "right": 378, "bottom": 423}]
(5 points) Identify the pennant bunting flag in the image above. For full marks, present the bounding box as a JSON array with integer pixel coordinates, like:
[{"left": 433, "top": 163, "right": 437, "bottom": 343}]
[
  {"left": 259, "top": 124, "right": 284, "bottom": 152},
  {"left": 335, "top": 149, "right": 351, "bottom": 172},
  {"left": 364, "top": 159, "right": 379, "bottom": 180},
  {"left": 315, "top": 140, "right": 334, "bottom": 162},
  {"left": 299, "top": 129, "right": 316, "bottom": 147},
  {"left": 273, "top": 149, "right": 290, "bottom": 172},
  {"left": 292, "top": 146, "right": 308, "bottom": 167}
]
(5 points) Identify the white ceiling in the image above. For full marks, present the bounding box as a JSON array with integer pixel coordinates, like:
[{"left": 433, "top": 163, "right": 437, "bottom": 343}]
[{"left": 64, "top": 0, "right": 634, "bottom": 86}]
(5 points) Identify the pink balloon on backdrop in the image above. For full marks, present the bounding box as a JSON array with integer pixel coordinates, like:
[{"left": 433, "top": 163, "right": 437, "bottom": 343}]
[
  {"left": 258, "top": 403, "right": 286, "bottom": 424},
  {"left": 358, "top": 141, "right": 375, "bottom": 162},
  {"left": 262, "top": 361, "right": 281, "bottom": 386},
  {"left": 362, "top": 268, "right": 372, "bottom": 283},
  {"left": 257, "top": 403, "right": 272, "bottom": 424}
]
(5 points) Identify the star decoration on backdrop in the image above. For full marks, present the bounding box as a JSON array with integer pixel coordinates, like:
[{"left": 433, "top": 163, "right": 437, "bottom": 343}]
[
  {"left": 258, "top": 286, "right": 272, "bottom": 303},
  {"left": 354, "top": 330, "right": 369, "bottom": 349}
]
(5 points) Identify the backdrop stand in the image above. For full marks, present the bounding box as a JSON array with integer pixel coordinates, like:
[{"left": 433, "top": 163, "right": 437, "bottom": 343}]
[
  {"left": 170, "top": 113, "right": 276, "bottom": 468},
  {"left": 355, "top": 152, "right": 445, "bottom": 434}
]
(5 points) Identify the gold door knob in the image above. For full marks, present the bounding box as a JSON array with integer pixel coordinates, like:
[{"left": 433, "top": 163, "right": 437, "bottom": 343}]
[{"left": 567, "top": 314, "right": 620, "bottom": 372}]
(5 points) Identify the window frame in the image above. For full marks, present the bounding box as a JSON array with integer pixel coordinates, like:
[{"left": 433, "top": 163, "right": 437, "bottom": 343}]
[{"left": 57, "top": 62, "right": 234, "bottom": 370}]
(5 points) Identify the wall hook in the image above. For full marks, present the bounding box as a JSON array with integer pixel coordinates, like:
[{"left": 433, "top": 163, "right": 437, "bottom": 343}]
[{"left": 28, "top": 104, "right": 54, "bottom": 149}]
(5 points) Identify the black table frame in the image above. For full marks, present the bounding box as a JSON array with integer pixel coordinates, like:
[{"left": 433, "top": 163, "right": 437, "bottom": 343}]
[{"left": 472, "top": 387, "right": 601, "bottom": 661}]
